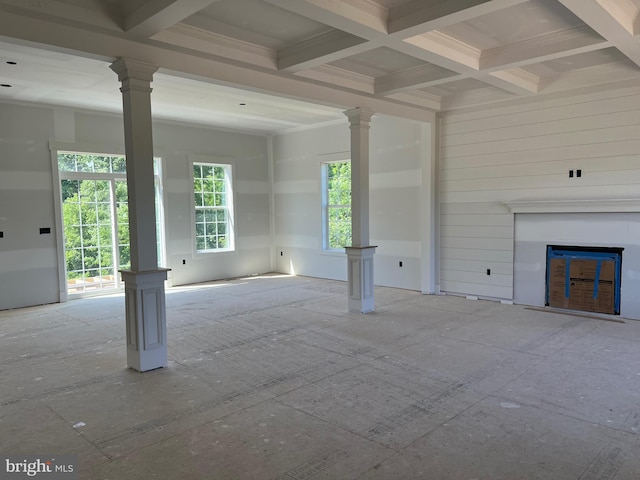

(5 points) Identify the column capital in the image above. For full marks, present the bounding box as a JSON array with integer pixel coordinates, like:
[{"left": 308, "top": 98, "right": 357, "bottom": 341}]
[
  {"left": 344, "top": 107, "right": 375, "bottom": 126},
  {"left": 110, "top": 57, "right": 158, "bottom": 83}
]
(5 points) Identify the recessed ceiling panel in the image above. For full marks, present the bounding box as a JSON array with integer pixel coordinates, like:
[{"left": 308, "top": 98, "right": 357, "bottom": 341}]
[
  {"left": 3, "top": 0, "right": 640, "bottom": 116},
  {"left": 440, "top": 0, "right": 586, "bottom": 49},
  {"left": 371, "top": 0, "right": 414, "bottom": 8},
  {"left": 329, "top": 47, "right": 425, "bottom": 78},
  {"left": 420, "top": 78, "right": 491, "bottom": 97},
  {"left": 184, "top": 0, "right": 334, "bottom": 49},
  {"left": 521, "top": 47, "right": 633, "bottom": 77}
]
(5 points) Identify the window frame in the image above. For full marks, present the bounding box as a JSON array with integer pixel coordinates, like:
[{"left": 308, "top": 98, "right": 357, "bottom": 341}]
[
  {"left": 52, "top": 147, "right": 165, "bottom": 299},
  {"left": 190, "top": 158, "right": 236, "bottom": 255},
  {"left": 321, "top": 159, "right": 352, "bottom": 252}
]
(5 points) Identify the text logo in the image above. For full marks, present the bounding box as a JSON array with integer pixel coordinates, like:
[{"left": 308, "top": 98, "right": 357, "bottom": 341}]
[{"left": 1, "top": 456, "right": 77, "bottom": 480}]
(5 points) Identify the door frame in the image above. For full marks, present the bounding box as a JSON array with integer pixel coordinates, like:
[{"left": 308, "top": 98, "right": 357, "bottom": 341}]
[{"left": 50, "top": 142, "right": 166, "bottom": 302}]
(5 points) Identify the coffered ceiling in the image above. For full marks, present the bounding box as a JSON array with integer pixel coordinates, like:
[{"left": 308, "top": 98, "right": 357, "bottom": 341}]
[{"left": 0, "top": 0, "right": 639, "bottom": 132}]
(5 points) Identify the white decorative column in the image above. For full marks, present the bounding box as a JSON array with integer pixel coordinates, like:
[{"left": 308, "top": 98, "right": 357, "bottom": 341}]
[
  {"left": 420, "top": 114, "right": 439, "bottom": 295},
  {"left": 110, "top": 58, "right": 169, "bottom": 372},
  {"left": 344, "top": 108, "right": 376, "bottom": 313}
]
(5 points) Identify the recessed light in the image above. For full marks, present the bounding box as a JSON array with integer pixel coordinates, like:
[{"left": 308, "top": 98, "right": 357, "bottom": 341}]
[
  {"left": 6, "top": 61, "right": 16, "bottom": 65},
  {"left": 1, "top": 84, "right": 12, "bottom": 87}
]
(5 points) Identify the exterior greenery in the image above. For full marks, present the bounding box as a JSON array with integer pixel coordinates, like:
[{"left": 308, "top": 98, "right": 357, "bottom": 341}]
[
  {"left": 59, "top": 152, "right": 164, "bottom": 290},
  {"left": 59, "top": 153, "right": 131, "bottom": 282},
  {"left": 61, "top": 178, "right": 129, "bottom": 280},
  {"left": 325, "top": 161, "right": 352, "bottom": 250},
  {"left": 58, "top": 152, "right": 126, "bottom": 174},
  {"left": 193, "top": 163, "right": 232, "bottom": 251}
]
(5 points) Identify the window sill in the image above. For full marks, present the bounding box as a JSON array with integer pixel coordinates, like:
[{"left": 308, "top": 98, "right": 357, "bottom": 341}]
[{"left": 195, "top": 248, "right": 235, "bottom": 255}]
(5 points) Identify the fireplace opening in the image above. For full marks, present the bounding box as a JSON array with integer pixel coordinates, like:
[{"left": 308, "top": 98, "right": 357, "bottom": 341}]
[{"left": 546, "top": 245, "right": 622, "bottom": 315}]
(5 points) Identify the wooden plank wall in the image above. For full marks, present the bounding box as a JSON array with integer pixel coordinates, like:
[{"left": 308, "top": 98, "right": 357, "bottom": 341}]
[{"left": 439, "top": 85, "right": 640, "bottom": 299}]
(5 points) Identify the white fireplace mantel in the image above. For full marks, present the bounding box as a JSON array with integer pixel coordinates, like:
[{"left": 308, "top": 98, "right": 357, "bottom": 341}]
[{"left": 504, "top": 198, "right": 640, "bottom": 214}]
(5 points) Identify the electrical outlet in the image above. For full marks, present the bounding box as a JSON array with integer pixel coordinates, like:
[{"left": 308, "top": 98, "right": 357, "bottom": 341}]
[
  {"left": 280, "top": 251, "right": 283, "bottom": 256},
  {"left": 569, "top": 170, "right": 574, "bottom": 178},
  {"left": 39, "top": 227, "right": 51, "bottom": 234},
  {"left": 399, "top": 261, "right": 403, "bottom": 267},
  {"left": 182, "top": 259, "right": 186, "bottom": 265},
  {"left": 487, "top": 268, "right": 491, "bottom": 275},
  {"left": 577, "top": 169, "right": 582, "bottom": 177}
]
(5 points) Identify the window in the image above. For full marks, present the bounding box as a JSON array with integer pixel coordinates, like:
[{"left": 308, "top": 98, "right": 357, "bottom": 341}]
[
  {"left": 322, "top": 160, "right": 351, "bottom": 250},
  {"left": 57, "top": 151, "right": 165, "bottom": 296},
  {"left": 193, "top": 162, "right": 234, "bottom": 252}
]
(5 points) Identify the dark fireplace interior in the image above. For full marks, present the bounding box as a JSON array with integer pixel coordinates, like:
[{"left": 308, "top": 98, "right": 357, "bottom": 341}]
[{"left": 546, "top": 245, "right": 622, "bottom": 315}]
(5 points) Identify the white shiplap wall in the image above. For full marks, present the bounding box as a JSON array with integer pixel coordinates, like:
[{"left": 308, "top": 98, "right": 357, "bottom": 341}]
[{"left": 439, "top": 85, "right": 640, "bottom": 300}]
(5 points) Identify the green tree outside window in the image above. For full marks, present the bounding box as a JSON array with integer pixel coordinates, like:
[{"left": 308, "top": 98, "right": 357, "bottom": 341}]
[
  {"left": 193, "top": 162, "right": 233, "bottom": 252},
  {"left": 325, "top": 161, "right": 351, "bottom": 250}
]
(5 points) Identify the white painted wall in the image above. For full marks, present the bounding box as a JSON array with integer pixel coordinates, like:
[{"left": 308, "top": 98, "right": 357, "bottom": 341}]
[
  {"left": 0, "top": 103, "right": 59, "bottom": 309},
  {"left": 514, "top": 213, "right": 640, "bottom": 319},
  {"left": 152, "top": 122, "right": 270, "bottom": 286},
  {"left": 0, "top": 102, "right": 270, "bottom": 310},
  {"left": 272, "top": 114, "right": 431, "bottom": 291},
  {"left": 440, "top": 84, "right": 640, "bottom": 301}
]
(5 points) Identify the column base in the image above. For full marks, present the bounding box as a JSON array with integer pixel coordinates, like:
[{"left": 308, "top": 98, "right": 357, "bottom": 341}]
[
  {"left": 120, "top": 268, "right": 170, "bottom": 372},
  {"left": 345, "top": 246, "right": 377, "bottom": 313}
]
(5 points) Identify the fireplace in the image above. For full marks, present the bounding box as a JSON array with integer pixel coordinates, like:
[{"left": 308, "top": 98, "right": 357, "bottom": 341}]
[{"left": 546, "top": 245, "right": 622, "bottom": 315}]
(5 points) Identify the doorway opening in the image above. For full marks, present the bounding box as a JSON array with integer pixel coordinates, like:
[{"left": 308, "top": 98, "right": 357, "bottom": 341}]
[{"left": 57, "top": 151, "right": 164, "bottom": 297}]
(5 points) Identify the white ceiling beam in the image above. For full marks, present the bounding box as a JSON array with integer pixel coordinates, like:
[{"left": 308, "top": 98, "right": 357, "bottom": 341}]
[
  {"left": 0, "top": 8, "right": 436, "bottom": 118},
  {"left": 295, "top": 64, "right": 375, "bottom": 93},
  {"left": 380, "top": 26, "right": 607, "bottom": 95},
  {"left": 401, "top": 34, "right": 539, "bottom": 95},
  {"left": 263, "top": 0, "right": 487, "bottom": 82},
  {"left": 559, "top": 0, "right": 640, "bottom": 67},
  {"left": 152, "top": 23, "right": 277, "bottom": 70},
  {"left": 595, "top": 0, "right": 640, "bottom": 35},
  {"left": 388, "top": 0, "right": 530, "bottom": 38},
  {"left": 266, "top": 0, "right": 586, "bottom": 98},
  {"left": 375, "top": 64, "right": 462, "bottom": 94},
  {"left": 403, "top": 31, "right": 480, "bottom": 69},
  {"left": 385, "top": 91, "right": 441, "bottom": 110},
  {"left": 125, "top": 0, "right": 219, "bottom": 38},
  {"left": 0, "top": 0, "right": 121, "bottom": 30},
  {"left": 278, "top": 30, "right": 371, "bottom": 72},
  {"left": 480, "top": 26, "right": 609, "bottom": 71},
  {"left": 485, "top": 68, "right": 540, "bottom": 94}
]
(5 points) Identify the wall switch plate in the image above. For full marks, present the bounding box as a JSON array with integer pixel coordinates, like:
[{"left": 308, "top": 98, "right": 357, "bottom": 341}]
[
  {"left": 569, "top": 170, "right": 574, "bottom": 177},
  {"left": 577, "top": 169, "right": 582, "bottom": 177}
]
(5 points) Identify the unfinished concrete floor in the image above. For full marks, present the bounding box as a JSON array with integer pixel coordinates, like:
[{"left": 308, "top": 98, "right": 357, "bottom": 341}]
[{"left": 1, "top": 274, "right": 640, "bottom": 479}]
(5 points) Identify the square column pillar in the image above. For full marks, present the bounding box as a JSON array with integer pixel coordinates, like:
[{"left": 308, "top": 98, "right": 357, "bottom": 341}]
[
  {"left": 345, "top": 246, "right": 377, "bottom": 313},
  {"left": 344, "top": 107, "right": 376, "bottom": 313},
  {"left": 110, "top": 57, "right": 169, "bottom": 372},
  {"left": 121, "top": 269, "right": 170, "bottom": 372}
]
